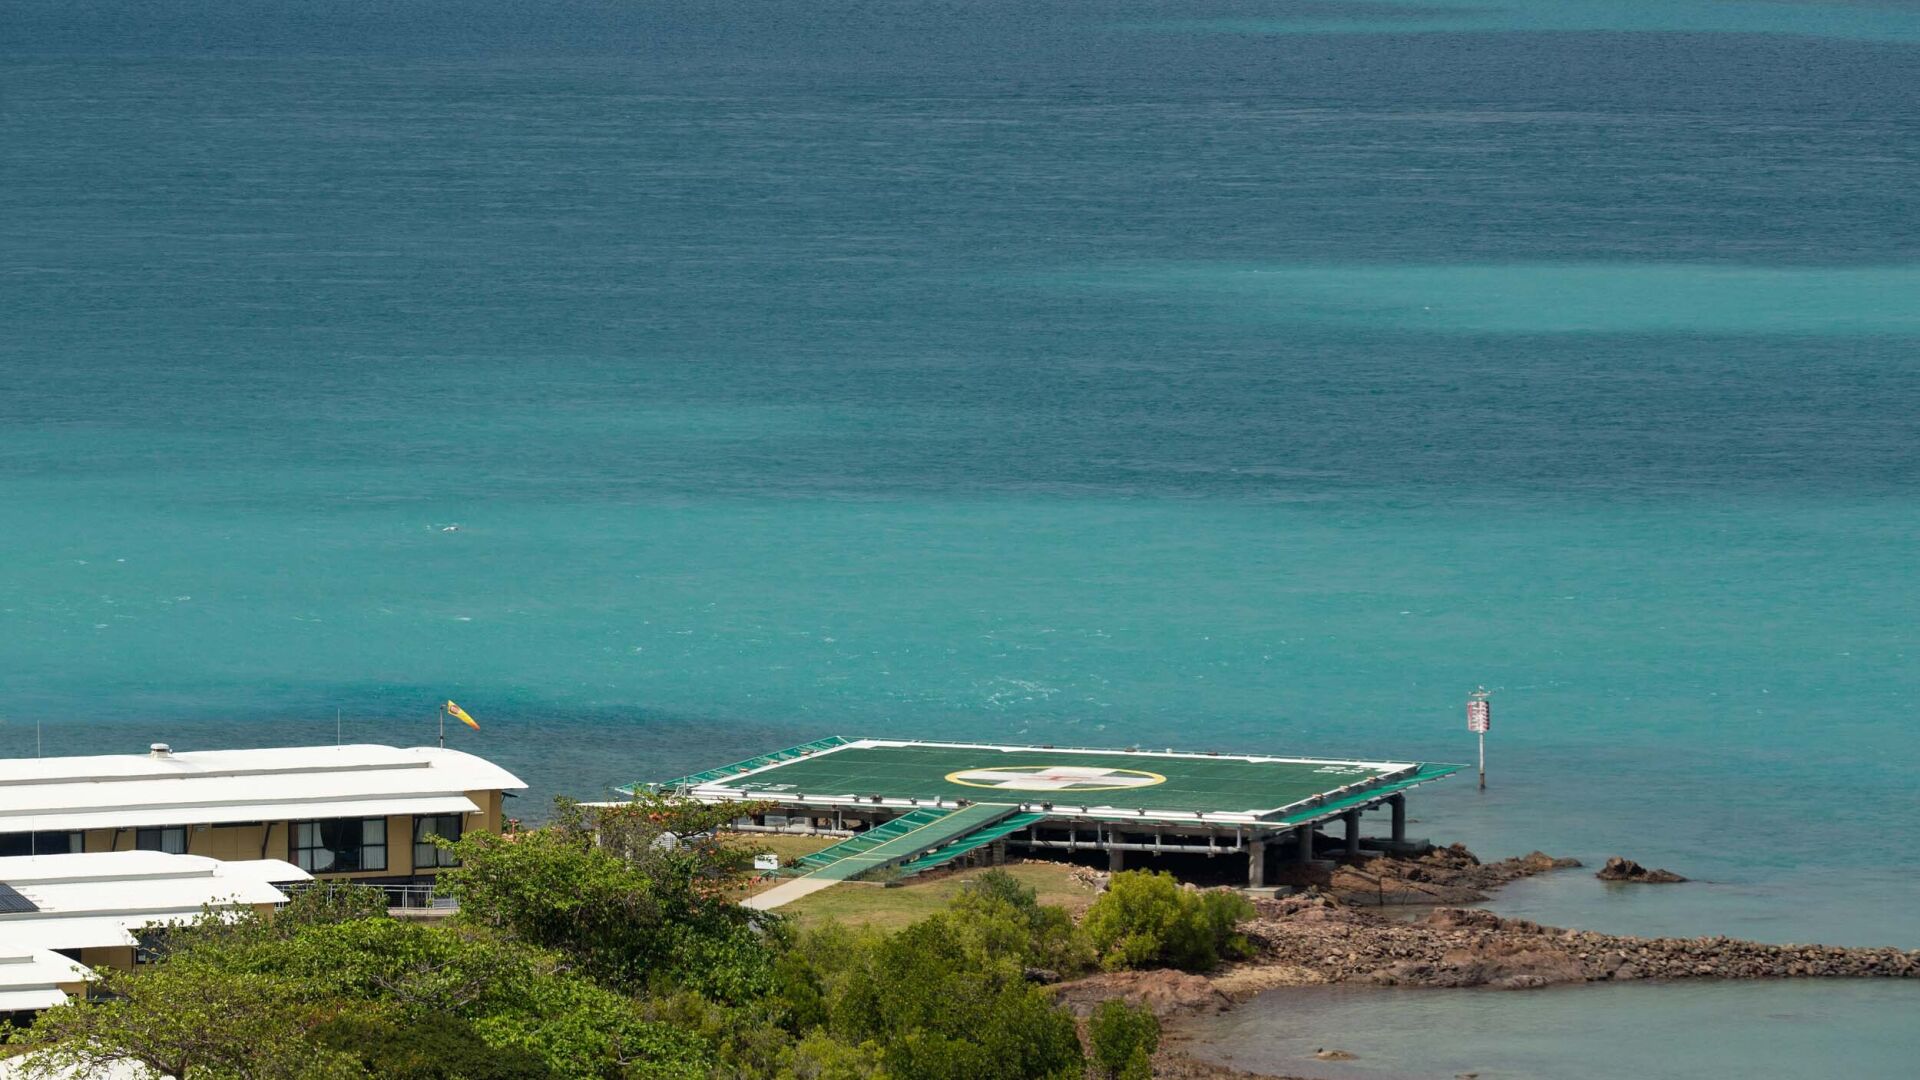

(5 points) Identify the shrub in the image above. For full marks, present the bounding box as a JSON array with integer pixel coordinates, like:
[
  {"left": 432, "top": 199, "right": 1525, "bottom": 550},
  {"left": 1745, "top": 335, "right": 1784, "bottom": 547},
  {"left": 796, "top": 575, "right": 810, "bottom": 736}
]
[
  {"left": 827, "top": 916, "right": 1086, "bottom": 1080},
  {"left": 1088, "top": 999, "right": 1160, "bottom": 1080},
  {"left": 314, "top": 1011, "right": 556, "bottom": 1079},
  {"left": 1080, "top": 871, "right": 1255, "bottom": 972},
  {"left": 780, "top": 1031, "right": 887, "bottom": 1080},
  {"left": 945, "top": 870, "right": 1094, "bottom": 975}
]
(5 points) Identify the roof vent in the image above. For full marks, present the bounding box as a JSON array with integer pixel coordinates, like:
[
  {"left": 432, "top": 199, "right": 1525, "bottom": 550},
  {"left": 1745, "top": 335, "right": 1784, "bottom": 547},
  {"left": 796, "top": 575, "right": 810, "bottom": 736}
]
[{"left": 149, "top": 743, "right": 172, "bottom": 758}]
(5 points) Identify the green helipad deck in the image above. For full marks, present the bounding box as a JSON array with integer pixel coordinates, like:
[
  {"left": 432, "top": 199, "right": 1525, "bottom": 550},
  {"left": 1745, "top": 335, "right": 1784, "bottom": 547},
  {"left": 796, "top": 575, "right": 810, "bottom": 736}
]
[{"left": 645, "top": 737, "right": 1459, "bottom": 825}]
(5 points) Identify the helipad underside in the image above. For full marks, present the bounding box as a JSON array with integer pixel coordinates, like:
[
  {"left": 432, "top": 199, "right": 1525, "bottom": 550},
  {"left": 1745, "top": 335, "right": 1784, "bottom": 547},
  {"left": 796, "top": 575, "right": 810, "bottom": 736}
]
[{"left": 663, "top": 738, "right": 1450, "bottom": 820}]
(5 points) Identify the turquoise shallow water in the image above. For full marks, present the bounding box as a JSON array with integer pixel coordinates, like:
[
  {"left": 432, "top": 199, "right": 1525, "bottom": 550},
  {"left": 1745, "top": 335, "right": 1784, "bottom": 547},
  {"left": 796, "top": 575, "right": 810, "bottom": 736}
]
[
  {"left": 3, "top": 0, "right": 1918, "bottom": 1065},
  {"left": 1186, "top": 982, "right": 1920, "bottom": 1079}
]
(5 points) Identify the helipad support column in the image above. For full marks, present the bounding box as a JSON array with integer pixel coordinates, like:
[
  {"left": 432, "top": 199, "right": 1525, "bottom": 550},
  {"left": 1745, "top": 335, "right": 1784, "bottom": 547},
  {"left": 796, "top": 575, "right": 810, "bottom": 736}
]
[
  {"left": 1109, "top": 847, "right": 1125, "bottom": 872},
  {"left": 1248, "top": 837, "right": 1267, "bottom": 888},
  {"left": 1344, "top": 809, "right": 1362, "bottom": 857},
  {"left": 1292, "top": 824, "right": 1315, "bottom": 862},
  {"left": 1389, "top": 794, "right": 1407, "bottom": 843}
]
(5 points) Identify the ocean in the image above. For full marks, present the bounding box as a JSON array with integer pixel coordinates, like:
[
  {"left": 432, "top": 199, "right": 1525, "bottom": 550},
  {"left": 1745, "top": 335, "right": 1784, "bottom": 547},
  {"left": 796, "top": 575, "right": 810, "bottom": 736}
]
[{"left": 3, "top": 0, "right": 1917, "bottom": 1069}]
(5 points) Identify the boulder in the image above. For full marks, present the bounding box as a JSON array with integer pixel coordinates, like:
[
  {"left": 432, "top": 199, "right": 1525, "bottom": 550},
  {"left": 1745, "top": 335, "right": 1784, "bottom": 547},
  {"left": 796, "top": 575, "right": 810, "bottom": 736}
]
[
  {"left": 1051, "top": 968, "right": 1231, "bottom": 1018},
  {"left": 1597, "top": 856, "right": 1688, "bottom": 883}
]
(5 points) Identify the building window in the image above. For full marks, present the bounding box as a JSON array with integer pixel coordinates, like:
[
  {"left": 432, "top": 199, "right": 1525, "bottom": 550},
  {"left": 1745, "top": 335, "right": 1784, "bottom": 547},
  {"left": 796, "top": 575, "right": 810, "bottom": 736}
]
[
  {"left": 134, "top": 928, "right": 170, "bottom": 965},
  {"left": 294, "top": 818, "right": 388, "bottom": 874},
  {"left": 0, "top": 832, "right": 83, "bottom": 857},
  {"left": 135, "top": 827, "right": 187, "bottom": 854},
  {"left": 413, "top": 814, "right": 463, "bottom": 869}
]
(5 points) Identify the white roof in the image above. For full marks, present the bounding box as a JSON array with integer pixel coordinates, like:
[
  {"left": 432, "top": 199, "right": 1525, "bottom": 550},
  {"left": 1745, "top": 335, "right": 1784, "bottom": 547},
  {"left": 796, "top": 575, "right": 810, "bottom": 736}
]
[
  {"left": 0, "top": 989, "right": 67, "bottom": 1011},
  {"left": 0, "top": 744, "right": 525, "bottom": 834},
  {"left": 0, "top": 1054, "right": 156, "bottom": 1079},
  {"left": 0, "top": 852, "right": 308, "bottom": 955},
  {"left": 0, "top": 951, "right": 93, "bottom": 1010}
]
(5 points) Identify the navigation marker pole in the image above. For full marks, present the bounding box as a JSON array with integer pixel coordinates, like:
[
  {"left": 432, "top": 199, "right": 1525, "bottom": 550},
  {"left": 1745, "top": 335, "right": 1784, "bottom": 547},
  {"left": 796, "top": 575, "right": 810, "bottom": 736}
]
[
  {"left": 437, "top": 702, "right": 446, "bottom": 749},
  {"left": 1467, "top": 687, "right": 1492, "bottom": 790}
]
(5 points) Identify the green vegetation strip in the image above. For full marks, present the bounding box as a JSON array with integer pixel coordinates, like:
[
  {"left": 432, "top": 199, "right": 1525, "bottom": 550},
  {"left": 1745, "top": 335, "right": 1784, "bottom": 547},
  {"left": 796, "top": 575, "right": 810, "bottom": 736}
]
[
  {"left": 1274, "top": 763, "right": 1463, "bottom": 825},
  {"left": 637, "top": 735, "right": 853, "bottom": 791}
]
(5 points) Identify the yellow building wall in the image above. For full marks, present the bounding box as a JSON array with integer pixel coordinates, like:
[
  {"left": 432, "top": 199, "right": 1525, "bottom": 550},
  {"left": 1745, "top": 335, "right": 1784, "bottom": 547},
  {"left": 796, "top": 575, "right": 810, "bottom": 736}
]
[
  {"left": 77, "top": 945, "right": 133, "bottom": 972},
  {"left": 187, "top": 822, "right": 278, "bottom": 862},
  {"left": 73, "top": 790, "right": 510, "bottom": 880}
]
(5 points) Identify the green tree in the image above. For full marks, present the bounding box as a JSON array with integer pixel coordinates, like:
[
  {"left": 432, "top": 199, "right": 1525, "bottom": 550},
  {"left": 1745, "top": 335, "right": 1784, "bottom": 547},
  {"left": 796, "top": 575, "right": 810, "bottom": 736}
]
[
  {"left": 945, "top": 869, "right": 1093, "bottom": 976},
  {"left": 827, "top": 916, "right": 1084, "bottom": 1080},
  {"left": 436, "top": 794, "right": 777, "bottom": 1001},
  {"left": 1088, "top": 999, "right": 1160, "bottom": 1080},
  {"left": 16, "top": 902, "right": 711, "bottom": 1080},
  {"left": 1081, "top": 870, "right": 1255, "bottom": 972},
  {"left": 224, "top": 918, "right": 708, "bottom": 1079},
  {"left": 11, "top": 960, "right": 360, "bottom": 1080},
  {"left": 777, "top": 1031, "right": 887, "bottom": 1080},
  {"left": 313, "top": 1011, "right": 557, "bottom": 1079}
]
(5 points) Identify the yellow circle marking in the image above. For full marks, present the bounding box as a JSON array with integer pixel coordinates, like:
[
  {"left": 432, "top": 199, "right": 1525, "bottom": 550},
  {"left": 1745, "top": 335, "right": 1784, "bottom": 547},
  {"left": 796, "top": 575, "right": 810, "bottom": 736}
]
[{"left": 944, "top": 764, "right": 1168, "bottom": 792}]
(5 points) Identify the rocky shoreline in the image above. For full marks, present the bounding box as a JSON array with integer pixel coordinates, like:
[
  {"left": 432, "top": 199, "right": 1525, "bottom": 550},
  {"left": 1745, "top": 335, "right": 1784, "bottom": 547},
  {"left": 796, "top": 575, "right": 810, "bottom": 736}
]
[
  {"left": 1047, "top": 845, "right": 1917, "bottom": 1078},
  {"left": 1278, "top": 842, "right": 1584, "bottom": 906},
  {"left": 1244, "top": 896, "right": 1918, "bottom": 989}
]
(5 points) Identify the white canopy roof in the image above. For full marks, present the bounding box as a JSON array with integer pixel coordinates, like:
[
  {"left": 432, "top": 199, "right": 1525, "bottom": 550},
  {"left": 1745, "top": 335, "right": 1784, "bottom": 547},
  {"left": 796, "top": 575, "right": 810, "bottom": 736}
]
[
  {"left": 0, "top": 744, "right": 525, "bottom": 834},
  {"left": 0, "top": 951, "right": 93, "bottom": 1011},
  {"left": 0, "top": 852, "right": 308, "bottom": 955},
  {"left": 0, "top": 1054, "right": 155, "bottom": 1078}
]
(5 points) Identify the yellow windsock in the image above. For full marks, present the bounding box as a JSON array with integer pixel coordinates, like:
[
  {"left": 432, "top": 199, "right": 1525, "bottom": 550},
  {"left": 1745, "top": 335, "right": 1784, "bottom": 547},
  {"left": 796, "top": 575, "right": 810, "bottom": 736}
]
[{"left": 445, "top": 700, "right": 479, "bottom": 730}]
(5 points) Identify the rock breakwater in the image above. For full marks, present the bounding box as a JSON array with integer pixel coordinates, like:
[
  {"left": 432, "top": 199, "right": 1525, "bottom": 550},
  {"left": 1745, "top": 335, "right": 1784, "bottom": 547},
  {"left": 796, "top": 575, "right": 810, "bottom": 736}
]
[{"left": 1243, "top": 894, "right": 1918, "bottom": 990}]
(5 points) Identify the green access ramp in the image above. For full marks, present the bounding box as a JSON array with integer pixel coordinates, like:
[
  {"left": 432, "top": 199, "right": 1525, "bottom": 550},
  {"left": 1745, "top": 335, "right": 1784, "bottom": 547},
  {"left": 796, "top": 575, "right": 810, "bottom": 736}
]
[
  {"left": 1273, "top": 763, "right": 1462, "bottom": 825},
  {"left": 628, "top": 736, "right": 853, "bottom": 793},
  {"left": 893, "top": 812, "right": 1045, "bottom": 879},
  {"left": 792, "top": 808, "right": 953, "bottom": 872},
  {"left": 804, "top": 803, "right": 1021, "bottom": 882}
]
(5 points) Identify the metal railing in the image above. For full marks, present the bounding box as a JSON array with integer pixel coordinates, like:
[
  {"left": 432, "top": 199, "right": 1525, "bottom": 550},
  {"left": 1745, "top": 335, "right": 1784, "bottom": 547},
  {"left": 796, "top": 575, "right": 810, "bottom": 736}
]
[
  {"left": 281, "top": 880, "right": 458, "bottom": 912},
  {"left": 384, "top": 884, "right": 457, "bottom": 911}
]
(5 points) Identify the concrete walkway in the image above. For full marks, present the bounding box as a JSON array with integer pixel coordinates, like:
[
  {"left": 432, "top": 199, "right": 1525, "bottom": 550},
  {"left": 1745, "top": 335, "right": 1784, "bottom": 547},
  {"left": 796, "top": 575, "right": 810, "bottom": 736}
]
[{"left": 741, "top": 875, "right": 842, "bottom": 911}]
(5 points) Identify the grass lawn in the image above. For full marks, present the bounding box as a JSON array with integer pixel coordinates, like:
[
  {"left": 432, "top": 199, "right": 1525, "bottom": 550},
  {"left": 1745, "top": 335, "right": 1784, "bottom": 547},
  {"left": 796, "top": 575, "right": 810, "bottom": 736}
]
[
  {"left": 729, "top": 832, "right": 840, "bottom": 864},
  {"left": 774, "top": 859, "right": 1099, "bottom": 931},
  {"left": 715, "top": 832, "right": 841, "bottom": 902}
]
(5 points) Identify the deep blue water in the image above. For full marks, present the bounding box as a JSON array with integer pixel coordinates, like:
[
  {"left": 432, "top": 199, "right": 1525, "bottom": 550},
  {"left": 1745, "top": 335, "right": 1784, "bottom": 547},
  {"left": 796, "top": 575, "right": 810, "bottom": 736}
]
[{"left": 3, "top": 0, "right": 1917, "bottom": 1017}]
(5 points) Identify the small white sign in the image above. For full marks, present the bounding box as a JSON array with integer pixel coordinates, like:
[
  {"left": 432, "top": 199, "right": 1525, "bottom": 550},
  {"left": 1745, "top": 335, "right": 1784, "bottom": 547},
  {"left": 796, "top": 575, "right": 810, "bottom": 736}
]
[
  {"left": 1467, "top": 700, "right": 1491, "bottom": 733},
  {"left": 752, "top": 854, "right": 780, "bottom": 871}
]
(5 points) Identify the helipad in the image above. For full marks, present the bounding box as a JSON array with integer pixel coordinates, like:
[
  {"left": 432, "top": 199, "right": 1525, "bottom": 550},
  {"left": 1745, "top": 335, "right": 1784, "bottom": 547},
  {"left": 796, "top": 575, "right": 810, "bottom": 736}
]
[
  {"left": 630, "top": 736, "right": 1461, "bottom": 899},
  {"left": 645, "top": 737, "right": 1457, "bottom": 825}
]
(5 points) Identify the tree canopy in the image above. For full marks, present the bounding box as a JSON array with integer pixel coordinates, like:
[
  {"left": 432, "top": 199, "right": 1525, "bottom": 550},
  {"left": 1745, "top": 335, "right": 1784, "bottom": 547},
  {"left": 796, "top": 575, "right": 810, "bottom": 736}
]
[{"left": 7, "top": 798, "right": 1259, "bottom": 1079}]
